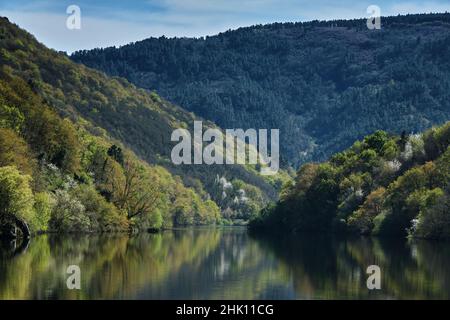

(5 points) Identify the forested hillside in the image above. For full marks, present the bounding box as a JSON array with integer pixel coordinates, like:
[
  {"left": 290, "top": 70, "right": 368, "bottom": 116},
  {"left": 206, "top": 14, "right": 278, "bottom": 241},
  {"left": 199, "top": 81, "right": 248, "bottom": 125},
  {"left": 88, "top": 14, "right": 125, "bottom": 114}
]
[
  {"left": 250, "top": 122, "right": 450, "bottom": 239},
  {"left": 73, "top": 13, "right": 450, "bottom": 166},
  {"left": 0, "top": 17, "right": 283, "bottom": 236}
]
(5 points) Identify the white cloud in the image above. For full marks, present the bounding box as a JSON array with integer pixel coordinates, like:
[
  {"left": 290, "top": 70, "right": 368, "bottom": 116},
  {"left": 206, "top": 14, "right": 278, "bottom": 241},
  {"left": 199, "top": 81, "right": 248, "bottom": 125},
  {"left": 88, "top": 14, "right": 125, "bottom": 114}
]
[
  {"left": 387, "top": 1, "right": 450, "bottom": 14},
  {"left": 0, "top": 6, "right": 294, "bottom": 53},
  {"left": 1, "top": 11, "right": 147, "bottom": 53},
  {"left": 2, "top": 1, "right": 450, "bottom": 53}
]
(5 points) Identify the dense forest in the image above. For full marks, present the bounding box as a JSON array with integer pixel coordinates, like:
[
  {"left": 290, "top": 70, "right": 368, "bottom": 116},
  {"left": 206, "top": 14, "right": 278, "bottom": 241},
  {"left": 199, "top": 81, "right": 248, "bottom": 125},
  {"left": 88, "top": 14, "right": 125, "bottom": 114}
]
[
  {"left": 2, "top": 14, "right": 449, "bottom": 240},
  {"left": 250, "top": 122, "right": 450, "bottom": 239},
  {"left": 0, "top": 17, "right": 285, "bottom": 237},
  {"left": 73, "top": 13, "right": 450, "bottom": 167}
]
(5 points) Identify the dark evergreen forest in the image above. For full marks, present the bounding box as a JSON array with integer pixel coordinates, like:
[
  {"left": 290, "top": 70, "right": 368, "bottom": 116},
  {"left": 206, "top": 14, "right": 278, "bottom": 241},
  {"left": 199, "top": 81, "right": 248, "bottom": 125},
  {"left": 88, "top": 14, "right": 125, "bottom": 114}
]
[{"left": 73, "top": 13, "right": 450, "bottom": 167}]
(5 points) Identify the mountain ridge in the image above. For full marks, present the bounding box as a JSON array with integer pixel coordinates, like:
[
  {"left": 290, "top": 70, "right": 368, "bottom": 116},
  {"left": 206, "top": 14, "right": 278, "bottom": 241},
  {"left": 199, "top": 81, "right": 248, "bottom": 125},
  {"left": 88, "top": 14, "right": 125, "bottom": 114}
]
[
  {"left": 0, "top": 16, "right": 283, "bottom": 228},
  {"left": 72, "top": 12, "right": 450, "bottom": 166}
]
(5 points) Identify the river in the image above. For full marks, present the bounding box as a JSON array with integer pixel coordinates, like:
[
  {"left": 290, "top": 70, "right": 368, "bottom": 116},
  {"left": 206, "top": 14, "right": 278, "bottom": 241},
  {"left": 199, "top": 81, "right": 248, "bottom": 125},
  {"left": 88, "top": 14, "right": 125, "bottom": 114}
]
[{"left": 0, "top": 227, "right": 449, "bottom": 299}]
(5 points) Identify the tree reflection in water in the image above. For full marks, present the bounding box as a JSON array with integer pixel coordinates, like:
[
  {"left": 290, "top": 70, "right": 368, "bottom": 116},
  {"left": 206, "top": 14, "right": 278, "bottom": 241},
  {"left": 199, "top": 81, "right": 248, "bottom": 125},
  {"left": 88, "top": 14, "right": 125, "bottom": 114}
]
[{"left": 0, "top": 227, "right": 449, "bottom": 299}]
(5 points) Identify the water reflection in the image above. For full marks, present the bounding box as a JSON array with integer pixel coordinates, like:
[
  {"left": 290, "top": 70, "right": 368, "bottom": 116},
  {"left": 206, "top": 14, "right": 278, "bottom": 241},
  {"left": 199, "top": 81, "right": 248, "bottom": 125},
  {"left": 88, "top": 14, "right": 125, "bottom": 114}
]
[
  {"left": 253, "top": 233, "right": 450, "bottom": 299},
  {"left": 0, "top": 227, "right": 449, "bottom": 299}
]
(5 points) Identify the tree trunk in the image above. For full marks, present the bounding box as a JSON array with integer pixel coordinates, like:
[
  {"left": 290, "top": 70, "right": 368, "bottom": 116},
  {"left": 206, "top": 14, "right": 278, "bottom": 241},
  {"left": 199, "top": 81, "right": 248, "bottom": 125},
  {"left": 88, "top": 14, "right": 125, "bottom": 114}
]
[
  {"left": 0, "top": 216, "right": 30, "bottom": 240},
  {"left": 13, "top": 216, "right": 31, "bottom": 239}
]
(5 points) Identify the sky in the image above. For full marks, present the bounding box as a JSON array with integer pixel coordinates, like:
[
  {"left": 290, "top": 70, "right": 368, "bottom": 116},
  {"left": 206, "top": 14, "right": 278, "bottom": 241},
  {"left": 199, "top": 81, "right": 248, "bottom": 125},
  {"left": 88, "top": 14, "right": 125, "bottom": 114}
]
[{"left": 1, "top": 0, "right": 450, "bottom": 53}]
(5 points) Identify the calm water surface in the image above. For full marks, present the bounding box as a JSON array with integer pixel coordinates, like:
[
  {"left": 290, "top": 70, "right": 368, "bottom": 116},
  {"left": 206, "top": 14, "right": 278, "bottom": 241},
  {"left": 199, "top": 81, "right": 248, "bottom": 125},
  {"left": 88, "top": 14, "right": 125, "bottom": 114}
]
[{"left": 0, "top": 227, "right": 449, "bottom": 299}]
